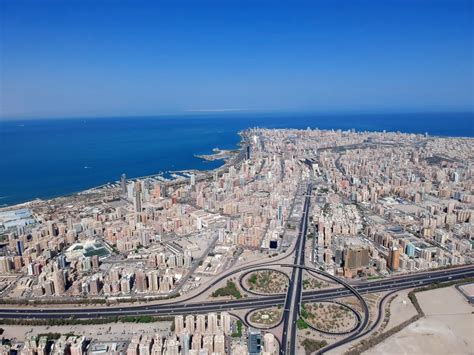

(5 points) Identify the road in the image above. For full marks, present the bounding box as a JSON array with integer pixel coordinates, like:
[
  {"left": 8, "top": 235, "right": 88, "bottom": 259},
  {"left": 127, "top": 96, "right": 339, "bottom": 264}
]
[
  {"left": 280, "top": 182, "right": 312, "bottom": 355},
  {"left": 0, "top": 265, "right": 472, "bottom": 319}
]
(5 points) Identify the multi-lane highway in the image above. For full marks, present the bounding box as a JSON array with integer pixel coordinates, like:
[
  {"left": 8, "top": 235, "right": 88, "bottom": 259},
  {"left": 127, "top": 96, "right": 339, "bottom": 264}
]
[
  {"left": 281, "top": 182, "right": 312, "bottom": 355},
  {"left": 0, "top": 265, "right": 472, "bottom": 320}
]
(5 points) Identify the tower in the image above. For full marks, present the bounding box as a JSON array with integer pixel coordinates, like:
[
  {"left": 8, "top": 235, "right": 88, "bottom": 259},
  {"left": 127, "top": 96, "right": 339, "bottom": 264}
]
[
  {"left": 134, "top": 181, "right": 142, "bottom": 213},
  {"left": 174, "top": 315, "right": 184, "bottom": 335},
  {"left": 53, "top": 270, "right": 66, "bottom": 295},
  {"left": 388, "top": 246, "right": 400, "bottom": 271},
  {"left": 120, "top": 173, "right": 127, "bottom": 195},
  {"left": 247, "top": 328, "right": 262, "bottom": 355},
  {"left": 185, "top": 314, "right": 195, "bottom": 334},
  {"left": 220, "top": 312, "right": 231, "bottom": 335}
]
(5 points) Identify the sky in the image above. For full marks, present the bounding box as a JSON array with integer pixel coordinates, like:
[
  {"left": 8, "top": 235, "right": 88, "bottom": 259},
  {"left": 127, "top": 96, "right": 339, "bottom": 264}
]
[{"left": 0, "top": 0, "right": 473, "bottom": 119}]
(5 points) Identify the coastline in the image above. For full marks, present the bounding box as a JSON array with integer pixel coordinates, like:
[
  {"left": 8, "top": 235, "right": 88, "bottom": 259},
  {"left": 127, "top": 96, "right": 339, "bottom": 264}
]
[
  {"left": 2, "top": 121, "right": 474, "bottom": 211},
  {"left": 1, "top": 113, "right": 473, "bottom": 208},
  {"left": 0, "top": 130, "right": 248, "bottom": 212}
]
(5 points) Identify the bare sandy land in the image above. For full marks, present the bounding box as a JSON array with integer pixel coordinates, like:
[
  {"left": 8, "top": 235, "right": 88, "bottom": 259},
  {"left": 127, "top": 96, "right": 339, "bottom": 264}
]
[
  {"left": 2, "top": 322, "right": 171, "bottom": 342},
  {"left": 384, "top": 289, "right": 417, "bottom": 331},
  {"left": 365, "top": 286, "right": 474, "bottom": 355}
]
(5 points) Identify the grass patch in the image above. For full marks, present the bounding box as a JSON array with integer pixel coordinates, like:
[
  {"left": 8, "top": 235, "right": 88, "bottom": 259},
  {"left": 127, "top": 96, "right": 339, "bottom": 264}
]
[
  {"left": 232, "top": 320, "right": 243, "bottom": 337},
  {"left": 248, "top": 274, "right": 257, "bottom": 285},
  {"left": 212, "top": 281, "right": 242, "bottom": 299},
  {"left": 296, "top": 317, "right": 309, "bottom": 329},
  {"left": 301, "top": 338, "right": 328, "bottom": 355}
]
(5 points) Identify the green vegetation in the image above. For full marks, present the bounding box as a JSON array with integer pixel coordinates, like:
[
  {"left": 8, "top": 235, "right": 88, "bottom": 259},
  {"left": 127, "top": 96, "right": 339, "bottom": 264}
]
[
  {"left": 232, "top": 320, "right": 243, "bottom": 337},
  {"left": 296, "top": 317, "right": 309, "bottom": 329},
  {"left": 302, "top": 302, "right": 357, "bottom": 333},
  {"left": 300, "top": 304, "right": 309, "bottom": 319},
  {"left": 322, "top": 203, "right": 331, "bottom": 216},
  {"left": 248, "top": 274, "right": 258, "bottom": 285},
  {"left": 1, "top": 339, "right": 11, "bottom": 346},
  {"left": 212, "top": 281, "right": 242, "bottom": 299},
  {"left": 246, "top": 270, "right": 288, "bottom": 294},
  {"left": 301, "top": 339, "right": 328, "bottom": 355},
  {"left": 302, "top": 278, "right": 327, "bottom": 290}
]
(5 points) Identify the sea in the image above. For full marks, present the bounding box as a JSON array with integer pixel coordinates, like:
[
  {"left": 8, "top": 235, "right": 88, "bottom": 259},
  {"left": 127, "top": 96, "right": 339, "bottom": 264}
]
[{"left": 1, "top": 112, "right": 473, "bottom": 207}]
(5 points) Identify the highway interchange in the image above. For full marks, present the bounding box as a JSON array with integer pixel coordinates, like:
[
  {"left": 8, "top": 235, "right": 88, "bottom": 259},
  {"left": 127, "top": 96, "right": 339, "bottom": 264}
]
[
  {"left": 1, "top": 170, "right": 473, "bottom": 353},
  {"left": 0, "top": 266, "right": 472, "bottom": 319},
  {"left": 281, "top": 182, "right": 312, "bottom": 355}
]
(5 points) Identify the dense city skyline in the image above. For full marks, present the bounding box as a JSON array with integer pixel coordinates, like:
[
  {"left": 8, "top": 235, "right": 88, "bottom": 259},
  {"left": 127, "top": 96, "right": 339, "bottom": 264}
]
[
  {"left": 1, "top": 127, "right": 473, "bottom": 354},
  {"left": 1, "top": 0, "right": 473, "bottom": 119},
  {"left": 0, "top": 1, "right": 473, "bottom": 354}
]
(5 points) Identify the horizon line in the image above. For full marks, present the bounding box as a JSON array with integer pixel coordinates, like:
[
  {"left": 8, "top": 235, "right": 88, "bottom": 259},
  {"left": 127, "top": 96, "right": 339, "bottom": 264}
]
[{"left": 1, "top": 108, "right": 473, "bottom": 122}]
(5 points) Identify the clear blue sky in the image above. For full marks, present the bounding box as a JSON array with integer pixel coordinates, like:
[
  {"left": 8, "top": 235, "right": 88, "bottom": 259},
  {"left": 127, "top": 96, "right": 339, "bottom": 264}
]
[{"left": 1, "top": 0, "right": 473, "bottom": 119}]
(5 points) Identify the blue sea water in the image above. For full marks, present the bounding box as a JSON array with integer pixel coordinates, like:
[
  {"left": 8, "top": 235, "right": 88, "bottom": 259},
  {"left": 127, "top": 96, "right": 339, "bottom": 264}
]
[{"left": 0, "top": 112, "right": 472, "bottom": 206}]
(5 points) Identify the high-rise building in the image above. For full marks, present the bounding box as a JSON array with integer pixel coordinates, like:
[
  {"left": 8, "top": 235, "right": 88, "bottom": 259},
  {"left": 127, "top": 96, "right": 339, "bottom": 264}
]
[
  {"left": 214, "top": 333, "right": 225, "bottom": 354},
  {"left": 247, "top": 328, "right": 262, "bottom": 355},
  {"left": 135, "top": 181, "right": 142, "bottom": 213},
  {"left": 196, "top": 314, "right": 206, "bottom": 333},
  {"left": 53, "top": 270, "right": 66, "bottom": 295},
  {"left": 185, "top": 315, "right": 195, "bottom": 334},
  {"left": 207, "top": 312, "right": 218, "bottom": 334},
  {"left": 89, "top": 277, "right": 101, "bottom": 295},
  {"left": 220, "top": 312, "right": 231, "bottom": 335},
  {"left": 0, "top": 257, "right": 11, "bottom": 273},
  {"left": 135, "top": 270, "right": 147, "bottom": 293},
  {"left": 191, "top": 334, "right": 201, "bottom": 351},
  {"left": 147, "top": 270, "right": 159, "bottom": 292},
  {"left": 121, "top": 173, "right": 127, "bottom": 195},
  {"left": 388, "top": 246, "right": 400, "bottom": 271},
  {"left": 48, "top": 221, "right": 56, "bottom": 237},
  {"left": 16, "top": 240, "right": 24, "bottom": 257},
  {"left": 343, "top": 246, "right": 369, "bottom": 274},
  {"left": 405, "top": 243, "right": 416, "bottom": 257},
  {"left": 57, "top": 255, "right": 67, "bottom": 269},
  {"left": 91, "top": 255, "right": 100, "bottom": 269},
  {"left": 202, "top": 335, "right": 213, "bottom": 354},
  {"left": 180, "top": 333, "right": 190, "bottom": 355},
  {"left": 175, "top": 315, "right": 184, "bottom": 335}
]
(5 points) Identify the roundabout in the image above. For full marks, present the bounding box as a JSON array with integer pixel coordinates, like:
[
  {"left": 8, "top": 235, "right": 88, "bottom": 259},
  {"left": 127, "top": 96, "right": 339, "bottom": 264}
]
[{"left": 246, "top": 306, "right": 283, "bottom": 329}]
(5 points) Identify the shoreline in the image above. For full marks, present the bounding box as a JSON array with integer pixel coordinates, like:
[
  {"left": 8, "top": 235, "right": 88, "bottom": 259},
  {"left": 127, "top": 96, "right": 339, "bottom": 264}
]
[
  {"left": 0, "top": 131, "right": 248, "bottom": 212},
  {"left": 3, "top": 125, "right": 473, "bottom": 211}
]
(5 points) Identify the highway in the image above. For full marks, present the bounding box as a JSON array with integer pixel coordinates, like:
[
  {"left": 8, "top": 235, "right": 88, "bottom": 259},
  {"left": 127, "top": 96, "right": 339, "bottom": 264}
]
[
  {"left": 0, "top": 265, "right": 472, "bottom": 320},
  {"left": 281, "top": 182, "right": 312, "bottom": 355}
]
